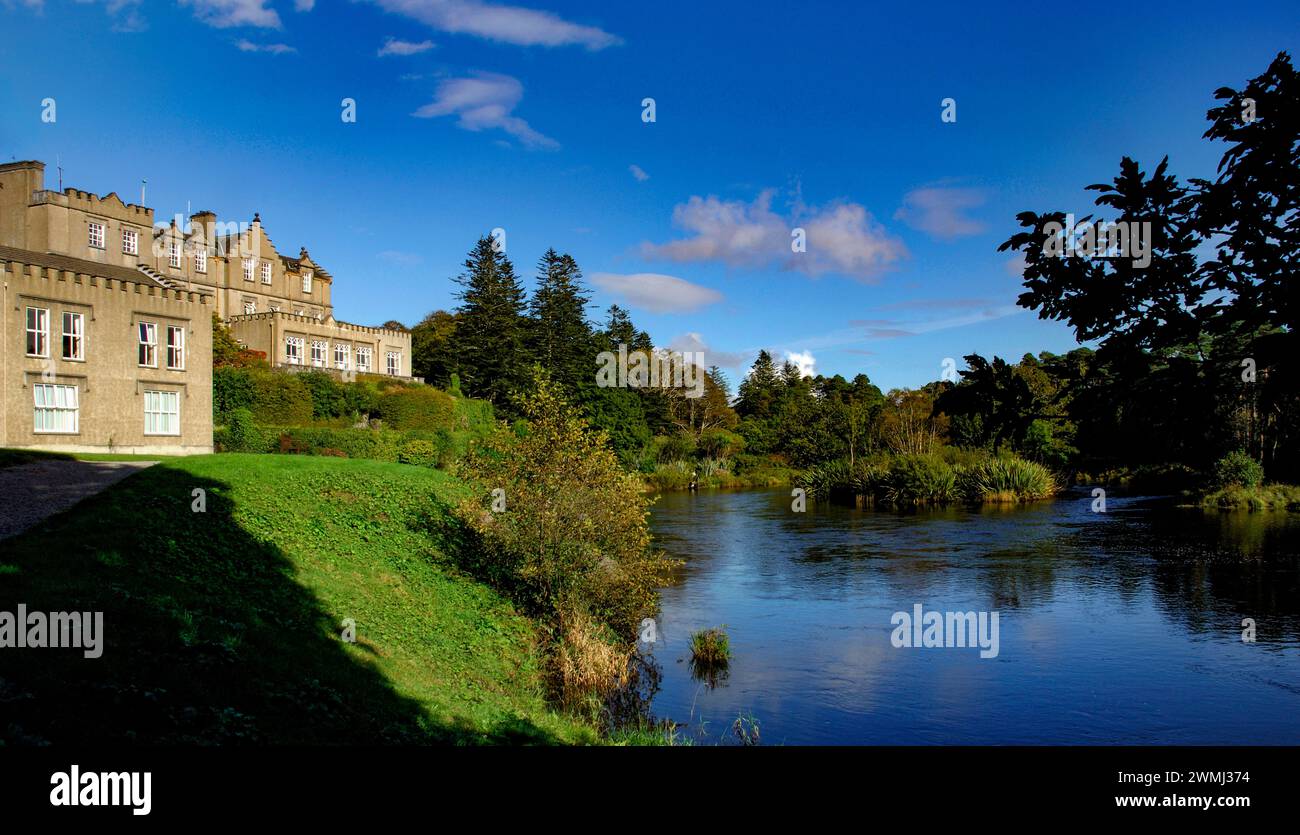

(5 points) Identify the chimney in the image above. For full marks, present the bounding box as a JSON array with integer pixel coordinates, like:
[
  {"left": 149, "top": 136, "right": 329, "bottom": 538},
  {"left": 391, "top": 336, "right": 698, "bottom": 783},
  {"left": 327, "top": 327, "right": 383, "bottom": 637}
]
[{"left": 190, "top": 210, "right": 216, "bottom": 239}]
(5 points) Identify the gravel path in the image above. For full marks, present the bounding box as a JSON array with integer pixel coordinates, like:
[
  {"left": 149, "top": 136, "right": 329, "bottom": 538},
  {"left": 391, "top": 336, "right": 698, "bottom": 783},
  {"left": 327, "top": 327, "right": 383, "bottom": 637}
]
[{"left": 0, "top": 460, "right": 157, "bottom": 542}]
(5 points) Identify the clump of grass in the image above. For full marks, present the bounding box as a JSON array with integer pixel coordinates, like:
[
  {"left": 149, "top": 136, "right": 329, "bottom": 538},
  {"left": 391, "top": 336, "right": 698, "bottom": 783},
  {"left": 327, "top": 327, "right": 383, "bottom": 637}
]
[
  {"left": 553, "top": 606, "right": 631, "bottom": 717},
  {"left": 690, "top": 626, "right": 731, "bottom": 667},
  {"left": 957, "top": 456, "right": 1057, "bottom": 503}
]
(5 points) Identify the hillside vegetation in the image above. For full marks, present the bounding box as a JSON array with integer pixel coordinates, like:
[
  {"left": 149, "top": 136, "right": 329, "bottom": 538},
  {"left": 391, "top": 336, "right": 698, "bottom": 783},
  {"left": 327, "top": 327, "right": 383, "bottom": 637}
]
[{"left": 0, "top": 455, "right": 598, "bottom": 744}]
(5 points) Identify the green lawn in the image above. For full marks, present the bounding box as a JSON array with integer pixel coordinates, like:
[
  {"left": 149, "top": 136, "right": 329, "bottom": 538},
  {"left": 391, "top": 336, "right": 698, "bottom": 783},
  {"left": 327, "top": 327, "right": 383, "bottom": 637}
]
[{"left": 0, "top": 453, "right": 599, "bottom": 745}]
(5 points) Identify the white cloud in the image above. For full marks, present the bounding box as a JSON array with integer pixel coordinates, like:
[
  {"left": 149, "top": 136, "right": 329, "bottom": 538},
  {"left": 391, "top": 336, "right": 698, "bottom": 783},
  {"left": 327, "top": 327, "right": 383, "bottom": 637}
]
[
  {"left": 364, "top": 0, "right": 620, "bottom": 49},
  {"left": 642, "top": 189, "right": 906, "bottom": 281},
  {"left": 666, "top": 333, "right": 751, "bottom": 370},
  {"left": 412, "top": 72, "right": 557, "bottom": 149},
  {"left": 378, "top": 37, "right": 435, "bottom": 56},
  {"left": 590, "top": 272, "right": 723, "bottom": 314},
  {"left": 784, "top": 350, "right": 816, "bottom": 377},
  {"left": 180, "top": 0, "right": 281, "bottom": 29},
  {"left": 294, "top": 0, "right": 314, "bottom": 10},
  {"left": 236, "top": 38, "right": 297, "bottom": 53},
  {"left": 894, "top": 186, "right": 986, "bottom": 240},
  {"left": 629, "top": 164, "right": 649, "bottom": 182}
]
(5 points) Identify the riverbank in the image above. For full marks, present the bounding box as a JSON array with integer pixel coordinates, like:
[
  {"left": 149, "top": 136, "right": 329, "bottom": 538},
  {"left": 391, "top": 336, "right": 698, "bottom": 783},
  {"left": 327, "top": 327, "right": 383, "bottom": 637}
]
[
  {"left": 0, "top": 454, "right": 604, "bottom": 744},
  {"left": 1199, "top": 484, "right": 1300, "bottom": 511}
]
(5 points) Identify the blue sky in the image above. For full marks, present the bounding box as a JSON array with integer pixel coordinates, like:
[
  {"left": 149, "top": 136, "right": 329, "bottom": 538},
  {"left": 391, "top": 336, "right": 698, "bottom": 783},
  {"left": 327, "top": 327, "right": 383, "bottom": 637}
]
[{"left": 1, "top": 0, "right": 1295, "bottom": 390}]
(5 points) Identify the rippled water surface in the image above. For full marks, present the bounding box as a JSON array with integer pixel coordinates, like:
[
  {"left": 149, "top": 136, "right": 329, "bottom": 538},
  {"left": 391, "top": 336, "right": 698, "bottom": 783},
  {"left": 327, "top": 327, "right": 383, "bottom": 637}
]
[{"left": 646, "top": 488, "right": 1300, "bottom": 744}]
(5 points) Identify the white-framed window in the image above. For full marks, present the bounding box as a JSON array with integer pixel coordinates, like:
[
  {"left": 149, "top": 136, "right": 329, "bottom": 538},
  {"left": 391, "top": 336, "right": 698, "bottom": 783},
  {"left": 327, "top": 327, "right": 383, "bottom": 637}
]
[
  {"left": 242, "top": 259, "right": 254, "bottom": 282},
  {"left": 143, "top": 390, "right": 180, "bottom": 436},
  {"left": 88, "top": 221, "right": 105, "bottom": 250},
  {"left": 167, "top": 326, "right": 185, "bottom": 370},
  {"left": 243, "top": 300, "right": 256, "bottom": 315},
  {"left": 122, "top": 228, "right": 139, "bottom": 256},
  {"left": 386, "top": 351, "right": 401, "bottom": 376},
  {"left": 261, "top": 262, "right": 272, "bottom": 284},
  {"left": 195, "top": 248, "right": 208, "bottom": 274},
  {"left": 25, "top": 306, "right": 49, "bottom": 357},
  {"left": 285, "top": 335, "right": 304, "bottom": 365},
  {"left": 33, "top": 383, "right": 78, "bottom": 434},
  {"left": 138, "top": 321, "right": 157, "bottom": 367},
  {"left": 169, "top": 240, "right": 182, "bottom": 268},
  {"left": 356, "top": 347, "right": 371, "bottom": 372},
  {"left": 311, "top": 340, "right": 327, "bottom": 368},
  {"left": 334, "top": 343, "right": 350, "bottom": 370},
  {"left": 62, "top": 312, "right": 84, "bottom": 361},
  {"left": 302, "top": 270, "right": 313, "bottom": 293}
]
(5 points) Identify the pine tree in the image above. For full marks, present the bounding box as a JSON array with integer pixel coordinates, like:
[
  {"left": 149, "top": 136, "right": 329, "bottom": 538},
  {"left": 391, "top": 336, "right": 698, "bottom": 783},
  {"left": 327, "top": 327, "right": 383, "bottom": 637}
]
[
  {"left": 528, "top": 249, "right": 593, "bottom": 393},
  {"left": 453, "top": 236, "right": 527, "bottom": 409},
  {"left": 736, "top": 350, "right": 780, "bottom": 417}
]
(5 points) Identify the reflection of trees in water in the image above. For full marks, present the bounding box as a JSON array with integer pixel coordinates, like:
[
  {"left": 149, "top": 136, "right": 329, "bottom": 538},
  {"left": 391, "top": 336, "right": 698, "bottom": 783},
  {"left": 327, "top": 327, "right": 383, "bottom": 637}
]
[{"left": 1069, "top": 504, "right": 1300, "bottom": 643}]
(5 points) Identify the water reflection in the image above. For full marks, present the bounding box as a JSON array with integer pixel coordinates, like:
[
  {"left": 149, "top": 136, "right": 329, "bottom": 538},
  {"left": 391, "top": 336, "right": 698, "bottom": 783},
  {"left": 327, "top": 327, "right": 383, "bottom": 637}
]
[{"left": 647, "top": 488, "right": 1300, "bottom": 744}]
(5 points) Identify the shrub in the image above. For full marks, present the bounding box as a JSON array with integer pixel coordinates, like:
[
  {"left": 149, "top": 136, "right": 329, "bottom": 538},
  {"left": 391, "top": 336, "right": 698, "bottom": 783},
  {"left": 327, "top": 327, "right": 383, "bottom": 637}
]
[
  {"left": 1212, "top": 450, "right": 1264, "bottom": 489},
  {"left": 222, "top": 408, "right": 265, "bottom": 453},
  {"left": 886, "top": 455, "right": 957, "bottom": 505},
  {"left": 377, "top": 386, "right": 456, "bottom": 431},
  {"left": 696, "top": 429, "right": 744, "bottom": 460},
  {"left": 299, "top": 371, "right": 347, "bottom": 420},
  {"left": 397, "top": 439, "right": 439, "bottom": 467},
  {"left": 655, "top": 433, "right": 696, "bottom": 463},
  {"left": 250, "top": 372, "right": 313, "bottom": 425},
  {"left": 213, "top": 367, "right": 256, "bottom": 417},
  {"left": 454, "top": 372, "right": 677, "bottom": 640}
]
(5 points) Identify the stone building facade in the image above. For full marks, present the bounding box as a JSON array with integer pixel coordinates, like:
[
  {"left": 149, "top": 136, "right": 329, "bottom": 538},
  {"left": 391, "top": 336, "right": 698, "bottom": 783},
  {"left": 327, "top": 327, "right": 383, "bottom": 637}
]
[{"left": 0, "top": 159, "right": 413, "bottom": 454}]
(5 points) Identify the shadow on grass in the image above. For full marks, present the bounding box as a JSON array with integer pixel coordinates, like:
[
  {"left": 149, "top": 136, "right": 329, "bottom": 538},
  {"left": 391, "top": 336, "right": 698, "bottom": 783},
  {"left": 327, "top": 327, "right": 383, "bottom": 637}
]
[{"left": 0, "top": 463, "right": 567, "bottom": 745}]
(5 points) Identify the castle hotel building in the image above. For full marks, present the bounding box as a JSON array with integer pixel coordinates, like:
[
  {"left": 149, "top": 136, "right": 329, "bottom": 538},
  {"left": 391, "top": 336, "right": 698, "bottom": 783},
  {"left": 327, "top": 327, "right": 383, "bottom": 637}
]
[{"left": 0, "top": 159, "right": 413, "bottom": 454}]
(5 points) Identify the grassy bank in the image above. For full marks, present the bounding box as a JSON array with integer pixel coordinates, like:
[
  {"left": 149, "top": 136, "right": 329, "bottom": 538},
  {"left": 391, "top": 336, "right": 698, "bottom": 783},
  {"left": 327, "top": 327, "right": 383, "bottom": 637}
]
[
  {"left": 800, "top": 453, "right": 1058, "bottom": 507},
  {"left": 1199, "top": 484, "right": 1300, "bottom": 511},
  {"left": 0, "top": 454, "right": 601, "bottom": 744}
]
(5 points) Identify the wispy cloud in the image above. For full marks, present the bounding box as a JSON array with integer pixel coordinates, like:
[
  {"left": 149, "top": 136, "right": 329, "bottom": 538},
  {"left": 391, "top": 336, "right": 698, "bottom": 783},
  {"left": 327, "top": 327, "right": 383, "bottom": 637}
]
[
  {"left": 378, "top": 250, "right": 423, "bottom": 266},
  {"left": 591, "top": 272, "right": 723, "bottom": 314},
  {"left": 179, "top": 0, "right": 281, "bottom": 29},
  {"left": 412, "top": 72, "right": 557, "bottom": 149},
  {"left": 894, "top": 186, "right": 986, "bottom": 240},
  {"left": 294, "top": 0, "right": 314, "bottom": 10},
  {"left": 629, "top": 164, "right": 649, "bottom": 182},
  {"left": 641, "top": 189, "right": 906, "bottom": 281},
  {"left": 236, "top": 38, "right": 296, "bottom": 54},
  {"left": 72, "top": 0, "right": 146, "bottom": 32},
  {"left": 666, "top": 332, "right": 752, "bottom": 370},
  {"left": 378, "top": 37, "right": 435, "bottom": 56},
  {"left": 364, "top": 0, "right": 621, "bottom": 50}
]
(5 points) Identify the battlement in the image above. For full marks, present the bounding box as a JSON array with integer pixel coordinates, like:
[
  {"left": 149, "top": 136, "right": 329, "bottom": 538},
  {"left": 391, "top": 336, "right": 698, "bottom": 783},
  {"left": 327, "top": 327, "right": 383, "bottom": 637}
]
[
  {"left": 0, "top": 251, "right": 210, "bottom": 308},
  {"left": 226, "top": 310, "right": 404, "bottom": 337}
]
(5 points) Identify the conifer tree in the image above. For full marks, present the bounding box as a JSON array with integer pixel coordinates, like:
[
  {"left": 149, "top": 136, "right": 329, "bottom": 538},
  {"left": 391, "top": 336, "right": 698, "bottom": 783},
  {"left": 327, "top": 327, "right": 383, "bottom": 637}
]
[
  {"left": 453, "top": 236, "right": 527, "bottom": 409},
  {"left": 528, "top": 249, "right": 593, "bottom": 392}
]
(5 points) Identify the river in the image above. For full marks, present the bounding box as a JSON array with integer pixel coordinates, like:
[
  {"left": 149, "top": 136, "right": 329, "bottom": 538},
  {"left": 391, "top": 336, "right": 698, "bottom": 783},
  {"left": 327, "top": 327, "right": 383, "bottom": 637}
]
[{"left": 646, "top": 488, "right": 1300, "bottom": 744}]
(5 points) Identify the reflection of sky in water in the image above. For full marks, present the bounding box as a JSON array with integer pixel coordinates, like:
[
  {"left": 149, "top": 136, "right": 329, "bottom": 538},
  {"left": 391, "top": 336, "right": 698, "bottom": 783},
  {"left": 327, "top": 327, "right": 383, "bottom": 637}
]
[{"left": 647, "top": 488, "right": 1300, "bottom": 745}]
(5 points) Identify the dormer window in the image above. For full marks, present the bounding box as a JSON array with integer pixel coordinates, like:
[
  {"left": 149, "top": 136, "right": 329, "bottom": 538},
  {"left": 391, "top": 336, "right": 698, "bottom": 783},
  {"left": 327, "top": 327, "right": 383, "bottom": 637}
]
[
  {"left": 195, "top": 249, "right": 208, "bottom": 273},
  {"left": 169, "top": 241, "right": 181, "bottom": 269},
  {"left": 243, "top": 259, "right": 254, "bottom": 282},
  {"left": 302, "top": 270, "right": 313, "bottom": 293},
  {"left": 261, "top": 262, "right": 272, "bottom": 284}
]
